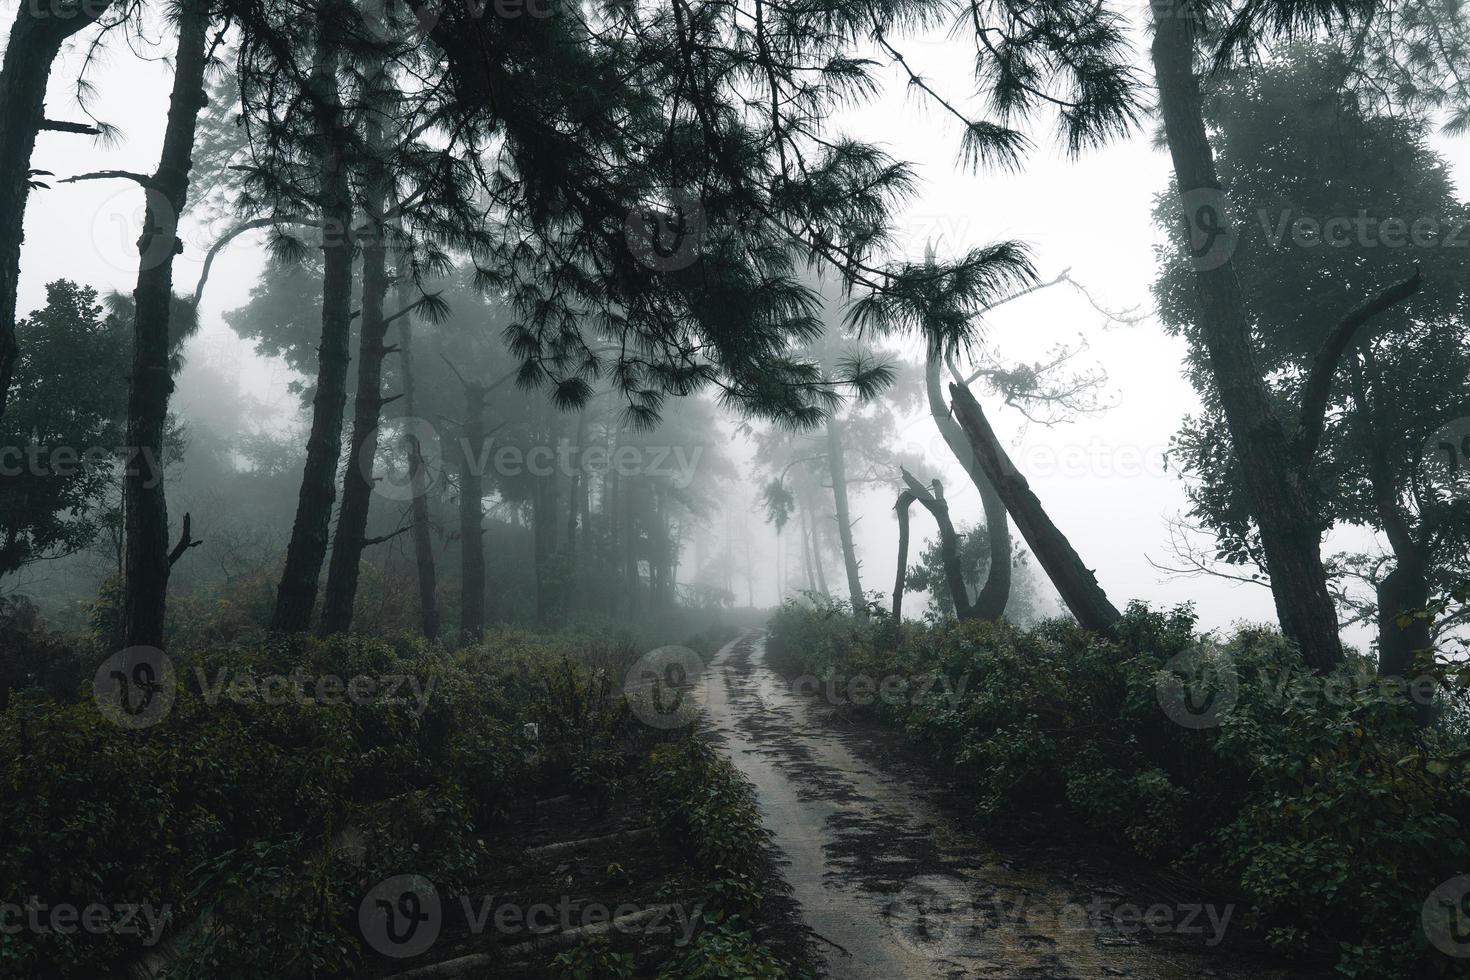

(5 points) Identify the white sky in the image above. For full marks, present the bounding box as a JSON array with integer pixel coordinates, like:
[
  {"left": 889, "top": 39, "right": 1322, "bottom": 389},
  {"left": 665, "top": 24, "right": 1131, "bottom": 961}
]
[{"left": 11, "top": 3, "right": 1467, "bottom": 647}]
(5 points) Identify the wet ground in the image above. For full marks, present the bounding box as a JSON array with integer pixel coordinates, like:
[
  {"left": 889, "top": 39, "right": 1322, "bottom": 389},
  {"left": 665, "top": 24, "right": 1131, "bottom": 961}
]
[{"left": 701, "top": 632, "right": 1327, "bottom": 980}]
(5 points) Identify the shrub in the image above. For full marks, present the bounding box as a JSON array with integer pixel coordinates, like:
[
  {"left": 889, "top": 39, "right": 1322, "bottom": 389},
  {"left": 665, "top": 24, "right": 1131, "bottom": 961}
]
[{"left": 765, "top": 600, "right": 1470, "bottom": 978}]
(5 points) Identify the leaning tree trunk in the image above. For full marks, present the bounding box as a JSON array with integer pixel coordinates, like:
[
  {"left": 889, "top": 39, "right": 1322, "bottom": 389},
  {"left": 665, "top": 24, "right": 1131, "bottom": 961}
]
[
  {"left": 926, "top": 341, "right": 1010, "bottom": 618},
  {"left": 272, "top": 6, "right": 355, "bottom": 633},
  {"left": 825, "top": 417, "right": 866, "bottom": 620},
  {"left": 320, "top": 73, "right": 395, "bottom": 636},
  {"left": 457, "top": 383, "right": 487, "bottom": 644},
  {"left": 0, "top": 0, "right": 112, "bottom": 423},
  {"left": 121, "top": 0, "right": 210, "bottom": 651},
  {"left": 1149, "top": 7, "right": 1343, "bottom": 671},
  {"left": 948, "top": 383, "right": 1121, "bottom": 634}
]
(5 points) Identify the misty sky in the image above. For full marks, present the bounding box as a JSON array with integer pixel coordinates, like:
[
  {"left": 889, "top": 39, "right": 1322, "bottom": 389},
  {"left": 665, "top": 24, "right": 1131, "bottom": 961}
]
[{"left": 13, "top": 3, "right": 1467, "bottom": 646}]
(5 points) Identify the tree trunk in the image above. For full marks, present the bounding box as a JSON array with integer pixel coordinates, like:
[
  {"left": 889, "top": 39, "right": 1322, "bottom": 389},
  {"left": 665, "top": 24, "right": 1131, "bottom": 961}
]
[
  {"left": 319, "top": 233, "right": 389, "bottom": 634},
  {"left": 1347, "top": 357, "right": 1433, "bottom": 723},
  {"left": 800, "top": 508, "right": 817, "bottom": 593},
  {"left": 1149, "top": 8, "right": 1343, "bottom": 671},
  {"left": 320, "top": 70, "right": 394, "bottom": 636},
  {"left": 927, "top": 341, "right": 1010, "bottom": 618},
  {"left": 566, "top": 407, "right": 588, "bottom": 554},
  {"left": 272, "top": 7, "right": 355, "bottom": 633},
  {"left": 458, "top": 384, "right": 486, "bottom": 644},
  {"left": 893, "top": 470, "right": 974, "bottom": 622},
  {"left": 948, "top": 383, "right": 1121, "bottom": 634},
  {"left": 121, "top": 0, "right": 210, "bottom": 651},
  {"left": 398, "top": 288, "right": 440, "bottom": 641},
  {"left": 0, "top": 0, "right": 112, "bottom": 423},
  {"left": 623, "top": 477, "right": 641, "bottom": 612},
  {"left": 825, "top": 417, "right": 866, "bottom": 619}
]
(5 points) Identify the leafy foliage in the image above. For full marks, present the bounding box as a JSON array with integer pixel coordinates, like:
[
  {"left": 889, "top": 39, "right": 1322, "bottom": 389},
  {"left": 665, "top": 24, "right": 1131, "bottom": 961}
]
[{"left": 767, "top": 601, "right": 1470, "bottom": 977}]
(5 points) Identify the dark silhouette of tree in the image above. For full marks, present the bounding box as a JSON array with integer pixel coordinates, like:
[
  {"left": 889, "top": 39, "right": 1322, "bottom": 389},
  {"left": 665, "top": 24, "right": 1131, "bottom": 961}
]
[
  {"left": 1146, "top": 0, "right": 1436, "bottom": 671},
  {"left": 0, "top": 283, "right": 128, "bottom": 578},
  {"left": 1153, "top": 45, "right": 1470, "bottom": 688},
  {"left": 0, "top": 0, "right": 115, "bottom": 424}
]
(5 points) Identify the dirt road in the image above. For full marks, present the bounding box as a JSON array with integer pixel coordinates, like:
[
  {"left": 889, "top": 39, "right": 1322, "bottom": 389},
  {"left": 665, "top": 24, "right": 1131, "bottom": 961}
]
[{"left": 700, "top": 632, "right": 1316, "bottom": 980}]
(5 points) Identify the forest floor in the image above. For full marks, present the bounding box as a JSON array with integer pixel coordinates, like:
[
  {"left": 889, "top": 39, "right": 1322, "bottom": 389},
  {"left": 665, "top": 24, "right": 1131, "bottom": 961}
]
[{"left": 702, "top": 631, "right": 1335, "bottom": 980}]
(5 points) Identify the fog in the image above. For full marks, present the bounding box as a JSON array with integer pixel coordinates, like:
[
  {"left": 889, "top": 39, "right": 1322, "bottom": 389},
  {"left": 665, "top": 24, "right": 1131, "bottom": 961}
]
[{"left": 15, "top": 6, "right": 1460, "bottom": 645}]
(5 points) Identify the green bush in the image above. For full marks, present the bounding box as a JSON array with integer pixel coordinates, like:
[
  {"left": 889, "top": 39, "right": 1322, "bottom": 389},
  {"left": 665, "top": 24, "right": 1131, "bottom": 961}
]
[
  {"left": 0, "top": 628, "right": 665, "bottom": 978},
  {"left": 766, "top": 601, "right": 1470, "bottom": 978}
]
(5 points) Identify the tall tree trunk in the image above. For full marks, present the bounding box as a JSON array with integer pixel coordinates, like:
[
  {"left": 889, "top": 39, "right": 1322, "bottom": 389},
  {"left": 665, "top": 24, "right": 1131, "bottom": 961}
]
[
  {"left": 0, "top": 0, "right": 112, "bottom": 423},
  {"left": 825, "top": 417, "right": 866, "bottom": 619},
  {"left": 272, "top": 5, "right": 355, "bottom": 633},
  {"left": 319, "top": 237, "right": 389, "bottom": 634},
  {"left": 1348, "top": 357, "right": 1433, "bottom": 724},
  {"left": 948, "top": 383, "right": 1121, "bottom": 634},
  {"left": 1149, "top": 7, "right": 1343, "bottom": 671},
  {"left": 926, "top": 341, "right": 1010, "bottom": 618},
  {"left": 320, "top": 71, "right": 395, "bottom": 636},
  {"left": 801, "top": 487, "right": 832, "bottom": 598},
  {"left": 800, "top": 508, "right": 817, "bottom": 593},
  {"left": 458, "top": 383, "right": 486, "bottom": 643},
  {"left": 623, "top": 477, "right": 641, "bottom": 612},
  {"left": 398, "top": 288, "right": 440, "bottom": 641},
  {"left": 566, "top": 406, "right": 588, "bottom": 555},
  {"left": 122, "top": 0, "right": 210, "bottom": 651},
  {"left": 532, "top": 406, "right": 562, "bottom": 624}
]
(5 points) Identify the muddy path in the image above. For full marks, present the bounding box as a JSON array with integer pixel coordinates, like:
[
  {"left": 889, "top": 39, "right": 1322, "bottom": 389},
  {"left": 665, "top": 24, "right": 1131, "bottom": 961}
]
[{"left": 699, "top": 631, "right": 1325, "bottom": 980}]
